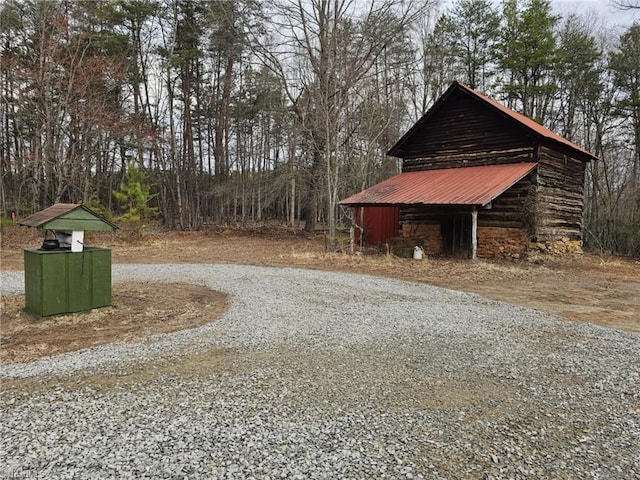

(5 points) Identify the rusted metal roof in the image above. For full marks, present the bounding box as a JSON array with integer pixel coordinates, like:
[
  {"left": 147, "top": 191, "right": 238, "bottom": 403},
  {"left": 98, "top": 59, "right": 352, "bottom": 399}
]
[
  {"left": 339, "top": 163, "right": 537, "bottom": 207},
  {"left": 19, "top": 203, "right": 117, "bottom": 231},
  {"left": 20, "top": 204, "right": 80, "bottom": 227},
  {"left": 388, "top": 81, "right": 600, "bottom": 162}
]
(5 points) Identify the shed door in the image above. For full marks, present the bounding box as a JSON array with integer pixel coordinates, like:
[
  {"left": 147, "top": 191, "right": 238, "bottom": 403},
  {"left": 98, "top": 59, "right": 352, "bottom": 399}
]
[
  {"left": 442, "top": 214, "right": 471, "bottom": 258},
  {"left": 355, "top": 206, "right": 400, "bottom": 246}
]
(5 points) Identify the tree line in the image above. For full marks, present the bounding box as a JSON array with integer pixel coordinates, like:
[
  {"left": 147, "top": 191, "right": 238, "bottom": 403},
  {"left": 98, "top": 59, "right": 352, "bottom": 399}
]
[{"left": 1, "top": 0, "right": 638, "bottom": 256}]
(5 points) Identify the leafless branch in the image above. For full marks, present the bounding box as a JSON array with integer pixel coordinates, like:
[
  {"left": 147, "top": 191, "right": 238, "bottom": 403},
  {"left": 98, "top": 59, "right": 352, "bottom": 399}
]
[{"left": 611, "top": 0, "right": 640, "bottom": 10}]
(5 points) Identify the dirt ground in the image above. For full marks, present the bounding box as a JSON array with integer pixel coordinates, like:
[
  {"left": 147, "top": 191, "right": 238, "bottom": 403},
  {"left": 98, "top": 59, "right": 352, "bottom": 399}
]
[
  {"left": 1, "top": 224, "right": 638, "bottom": 364},
  {"left": 1, "top": 282, "right": 228, "bottom": 364}
]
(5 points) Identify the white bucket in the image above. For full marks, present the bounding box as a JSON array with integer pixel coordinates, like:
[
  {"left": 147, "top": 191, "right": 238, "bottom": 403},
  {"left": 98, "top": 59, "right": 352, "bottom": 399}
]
[{"left": 413, "top": 246, "right": 424, "bottom": 260}]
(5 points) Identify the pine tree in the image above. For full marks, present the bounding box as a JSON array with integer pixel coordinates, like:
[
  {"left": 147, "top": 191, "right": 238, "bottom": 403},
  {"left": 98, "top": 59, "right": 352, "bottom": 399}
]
[
  {"left": 113, "top": 160, "right": 158, "bottom": 236},
  {"left": 450, "top": 0, "right": 500, "bottom": 91},
  {"left": 497, "top": 0, "right": 559, "bottom": 123}
]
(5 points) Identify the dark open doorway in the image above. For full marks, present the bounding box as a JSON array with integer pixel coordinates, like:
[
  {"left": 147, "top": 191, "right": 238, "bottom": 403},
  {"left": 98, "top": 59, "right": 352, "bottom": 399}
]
[{"left": 442, "top": 214, "right": 471, "bottom": 258}]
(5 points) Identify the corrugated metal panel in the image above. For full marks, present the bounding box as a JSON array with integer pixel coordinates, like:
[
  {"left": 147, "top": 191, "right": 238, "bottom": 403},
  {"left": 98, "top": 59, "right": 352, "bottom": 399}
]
[
  {"left": 340, "top": 163, "right": 537, "bottom": 207},
  {"left": 354, "top": 206, "right": 400, "bottom": 245}
]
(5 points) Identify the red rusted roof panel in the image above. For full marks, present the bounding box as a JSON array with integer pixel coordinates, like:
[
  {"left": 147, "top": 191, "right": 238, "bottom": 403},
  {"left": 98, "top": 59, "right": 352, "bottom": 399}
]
[{"left": 340, "top": 163, "right": 537, "bottom": 207}]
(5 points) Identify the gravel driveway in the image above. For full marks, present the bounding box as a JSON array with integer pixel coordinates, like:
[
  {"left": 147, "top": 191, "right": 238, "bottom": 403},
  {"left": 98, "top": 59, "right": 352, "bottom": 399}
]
[{"left": 1, "top": 264, "right": 639, "bottom": 479}]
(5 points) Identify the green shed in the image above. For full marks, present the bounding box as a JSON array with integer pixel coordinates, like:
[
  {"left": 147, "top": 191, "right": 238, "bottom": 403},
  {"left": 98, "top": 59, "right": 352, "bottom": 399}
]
[{"left": 20, "top": 203, "right": 117, "bottom": 317}]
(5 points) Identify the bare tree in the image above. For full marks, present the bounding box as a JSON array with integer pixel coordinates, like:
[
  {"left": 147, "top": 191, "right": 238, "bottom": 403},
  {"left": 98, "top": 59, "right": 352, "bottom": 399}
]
[
  {"left": 257, "top": 0, "right": 430, "bottom": 236},
  {"left": 611, "top": 1, "right": 640, "bottom": 9},
  {"left": 0, "top": 0, "right": 130, "bottom": 214}
]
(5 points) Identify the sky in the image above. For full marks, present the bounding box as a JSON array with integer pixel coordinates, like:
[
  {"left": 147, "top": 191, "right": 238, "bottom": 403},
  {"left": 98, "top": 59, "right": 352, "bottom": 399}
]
[
  {"left": 440, "top": 0, "right": 639, "bottom": 28},
  {"left": 551, "top": 0, "right": 639, "bottom": 27}
]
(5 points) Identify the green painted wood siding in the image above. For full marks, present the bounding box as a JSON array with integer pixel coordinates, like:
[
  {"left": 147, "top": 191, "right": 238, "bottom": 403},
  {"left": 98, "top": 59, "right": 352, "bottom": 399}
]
[
  {"left": 40, "top": 206, "right": 116, "bottom": 231},
  {"left": 24, "top": 247, "right": 112, "bottom": 316}
]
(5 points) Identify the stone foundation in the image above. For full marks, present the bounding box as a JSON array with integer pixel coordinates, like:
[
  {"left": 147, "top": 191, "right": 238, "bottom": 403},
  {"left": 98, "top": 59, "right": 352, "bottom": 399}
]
[
  {"left": 399, "top": 223, "right": 583, "bottom": 259},
  {"left": 529, "top": 237, "right": 583, "bottom": 255},
  {"left": 477, "top": 227, "right": 528, "bottom": 259},
  {"left": 402, "top": 223, "right": 443, "bottom": 255}
]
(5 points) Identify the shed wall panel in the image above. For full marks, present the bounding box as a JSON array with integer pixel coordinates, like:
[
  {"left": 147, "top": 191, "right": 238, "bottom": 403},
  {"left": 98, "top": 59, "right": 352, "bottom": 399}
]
[{"left": 355, "top": 207, "right": 400, "bottom": 246}]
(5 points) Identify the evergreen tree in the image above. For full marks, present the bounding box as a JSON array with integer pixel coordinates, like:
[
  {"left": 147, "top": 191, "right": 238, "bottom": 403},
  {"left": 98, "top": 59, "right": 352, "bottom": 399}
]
[
  {"left": 113, "top": 159, "right": 158, "bottom": 235},
  {"left": 555, "top": 14, "right": 602, "bottom": 139},
  {"left": 610, "top": 23, "right": 640, "bottom": 180},
  {"left": 449, "top": 0, "right": 500, "bottom": 91},
  {"left": 497, "top": 0, "right": 559, "bottom": 123},
  {"left": 420, "top": 13, "right": 460, "bottom": 111}
]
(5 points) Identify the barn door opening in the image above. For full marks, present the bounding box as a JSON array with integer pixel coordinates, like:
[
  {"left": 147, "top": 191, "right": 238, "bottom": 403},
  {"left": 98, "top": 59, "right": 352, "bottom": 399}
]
[{"left": 442, "top": 214, "right": 472, "bottom": 258}]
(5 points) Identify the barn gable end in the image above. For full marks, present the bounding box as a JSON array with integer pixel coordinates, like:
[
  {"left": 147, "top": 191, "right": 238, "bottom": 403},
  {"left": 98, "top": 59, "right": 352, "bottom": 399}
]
[{"left": 395, "top": 88, "right": 537, "bottom": 170}]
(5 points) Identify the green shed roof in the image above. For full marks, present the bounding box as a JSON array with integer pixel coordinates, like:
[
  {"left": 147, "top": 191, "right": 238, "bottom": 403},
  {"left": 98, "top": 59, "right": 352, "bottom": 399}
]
[{"left": 19, "top": 203, "right": 117, "bottom": 231}]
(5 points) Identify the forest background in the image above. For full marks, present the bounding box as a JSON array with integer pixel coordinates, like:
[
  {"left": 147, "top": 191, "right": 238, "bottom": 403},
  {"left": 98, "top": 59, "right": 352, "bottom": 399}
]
[{"left": 1, "top": 0, "right": 639, "bottom": 256}]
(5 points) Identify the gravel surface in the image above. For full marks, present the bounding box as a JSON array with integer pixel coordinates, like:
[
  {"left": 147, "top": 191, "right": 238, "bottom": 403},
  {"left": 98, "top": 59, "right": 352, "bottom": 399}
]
[{"left": 1, "top": 264, "right": 639, "bottom": 479}]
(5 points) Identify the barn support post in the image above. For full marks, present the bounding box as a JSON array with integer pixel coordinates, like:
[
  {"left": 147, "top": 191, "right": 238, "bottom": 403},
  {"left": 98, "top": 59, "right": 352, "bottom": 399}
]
[
  {"left": 349, "top": 225, "right": 355, "bottom": 255},
  {"left": 359, "top": 207, "right": 365, "bottom": 248},
  {"left": 471, "top": 207, "right": 478, "bottom": 262}
]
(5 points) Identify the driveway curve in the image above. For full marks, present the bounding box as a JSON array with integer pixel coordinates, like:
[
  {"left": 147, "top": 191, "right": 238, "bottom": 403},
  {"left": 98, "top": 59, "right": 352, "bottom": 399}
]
[{"left": 1, "top": 264, "right": 639, "bottom": 478}]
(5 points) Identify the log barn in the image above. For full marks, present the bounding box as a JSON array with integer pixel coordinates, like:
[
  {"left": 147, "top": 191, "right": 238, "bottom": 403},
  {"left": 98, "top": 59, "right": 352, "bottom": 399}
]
[{"left": 340, "top": 81, "right": 599, "bottom": 260}]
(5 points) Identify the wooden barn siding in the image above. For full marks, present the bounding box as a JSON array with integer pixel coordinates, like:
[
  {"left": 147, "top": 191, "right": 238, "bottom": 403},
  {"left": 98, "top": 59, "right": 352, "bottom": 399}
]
[
  {"left": 535, "top": 146, "right": 586, "bottom": 241},
  {"left": 399, "top": 92, "right": 537, "bottom": 170},
  {"left": 477, "top": 173, "right": 535, "bottom": 230},
  {"left": 403, "top": 147, "right": 535, "bottom": 172},
  {"left": 400, "top": 209, "right": 529, "bottom": 259},
  {"left": 400, "top": 206, "right": 462, "bottom": 255},
  {"left": 399, "top": 173, "right": 535, "bottom": 258},
  {"left": 400, "top": 205, "right": 468, "bottom": 225},
  {"left": 402, "top": 223, "right": 443, "bottom": 255}
]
